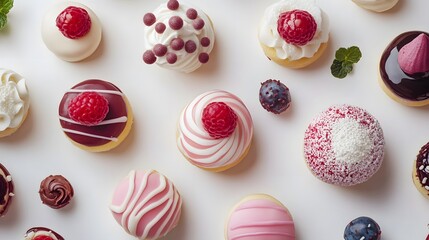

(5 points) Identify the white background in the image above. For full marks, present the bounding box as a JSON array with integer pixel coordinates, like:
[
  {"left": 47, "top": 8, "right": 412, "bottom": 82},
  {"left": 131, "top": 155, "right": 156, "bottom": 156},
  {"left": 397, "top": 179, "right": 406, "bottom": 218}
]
[{"left": 0, "top": 0, "right": 428, "bottom": 239}]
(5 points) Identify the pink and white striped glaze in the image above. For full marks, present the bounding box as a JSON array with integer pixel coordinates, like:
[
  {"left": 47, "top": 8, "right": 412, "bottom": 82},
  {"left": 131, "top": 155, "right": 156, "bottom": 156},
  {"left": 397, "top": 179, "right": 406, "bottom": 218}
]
[
  {"left": 177, "top": 90, "right": 253, "bottom": 170},
  {"left": 226, "top": 194, "right": 295, "bottom": 240},
  {"left": 110, "top": 170, "right": 182, "bottom": 240}
]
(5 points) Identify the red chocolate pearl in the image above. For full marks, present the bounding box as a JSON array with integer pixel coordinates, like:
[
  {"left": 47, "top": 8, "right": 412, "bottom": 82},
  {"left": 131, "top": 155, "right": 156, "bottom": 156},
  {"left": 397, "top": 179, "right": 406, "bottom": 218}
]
[
  {"left": 169, "top": 16, "right": 183, "bottom": 30},
  {"left": 153, "top": 44, "right": 168, "bottom": 57},
  {"left": 166, "top": 53, "right": 178, "bottom": 64},
  {"left": 186, "top": 8, "right": 198, "bottom": 20},
  {"left": 193, "top": 18, "right": 205, "bottom": 30},
  {"left": 200, "top": 37, "right": 210, "bottom": 47},
  {"left": 155, "top": 22, "right": 166, "bottom": 34},
  {"left": 199, "top": 53, "right": 209, "bottom": 63},
  {"left": 143, "top": 50, "right": 157, "bottom": 64},
  {"left": 185, "top": 40, "right": 197, "bottom": 53},
  {"left": 143, "top": 13, "right": 156, "bottom": 26},
  {"left": 167, "top": 0, "right": 180, "bottom": 10},
  {"left": 170, "top": 38, "right": 184, "bottom": 51}
]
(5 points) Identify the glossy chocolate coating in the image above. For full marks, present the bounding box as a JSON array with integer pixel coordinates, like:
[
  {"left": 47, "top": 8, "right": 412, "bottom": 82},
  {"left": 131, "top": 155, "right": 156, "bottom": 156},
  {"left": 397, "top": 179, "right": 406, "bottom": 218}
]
[
  {"left": 416, "top": 142, "right": 429, "bottom": 196},
  {"left": 380, "top": 31, "right": 429, "bottom": 101},
  {"left": 0, "top": 163, "right": 13, "bottom": 217},
  {"left": 39, "top": 175, "right": 74, "bottom": 209},
  {"left": 59, "top": 79, "right": 128, "bottom": 147},
  {"left": 25, "top": 227, "right": 64, "bottom": 240}
]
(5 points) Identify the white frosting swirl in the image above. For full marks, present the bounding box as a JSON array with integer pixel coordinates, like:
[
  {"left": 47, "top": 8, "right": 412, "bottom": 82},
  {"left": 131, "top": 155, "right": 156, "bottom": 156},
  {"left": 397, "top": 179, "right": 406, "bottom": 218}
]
[
  {"left": 352, "top": 0, "right": 398, "bottom": 12},
  {"left": 143, "top": 2, "right": 215, "bottom": 73},
  {"left": 177, "top": 90, "right": 253, "bottom": 170},
  {"left": 258, "top": 0, "right": 329, "bottom": 60},
  {"left": 0, "top": 69, "right": 29, "bottom": 132}
]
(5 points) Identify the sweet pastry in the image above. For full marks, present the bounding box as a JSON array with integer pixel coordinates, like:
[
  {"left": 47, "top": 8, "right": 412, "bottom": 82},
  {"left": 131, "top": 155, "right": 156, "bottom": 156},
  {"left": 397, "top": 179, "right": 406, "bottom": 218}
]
[
  {"left": 142, "top": 0, "right": 215, "bottom": 73},
  {"left": 258, "top": 0, "right": 329, "bottom": 68},
  {"left": 379, "top": 31, "right": 429, "bottom": 107},
  {"left": 343, "top": 216, "right": 381, "bottom": 240},
  {"left": 41, "top": 1, "right": 102, "bottom": 62},
  {"left": 303, "top": 104, "right": 384, "bottom": 186},
  {"left": 259, "top": 79, "right": 291, "bottom": 114},
  {"left": 110, "top": 170, "right": 182, "bottom": 240},
  {"left": 39, "top": 175, "right": 74, "bottom": 209},
  {"left": 0, "top": 68, "right": 30, "bottom": 138},
  {"left": 177, "top": 90, "right": 253, "bottom": 172},
  {"left": 0, "top": 163, "right": 14, "bottom": 217},
  {"left": 58, "top": 79, "right": 133, "bottom": 152},
  {"left": 225, "top": 194, "right": 295, "bottom": 240},
  {"left": 352, "top": 0, "right": 398, "bottom": 12},
  {"left": 24, "top": 227, "right": 64, "bottom": 240},
  {"left": 412, "top": 142, "right": 429, "bottom": 199}
]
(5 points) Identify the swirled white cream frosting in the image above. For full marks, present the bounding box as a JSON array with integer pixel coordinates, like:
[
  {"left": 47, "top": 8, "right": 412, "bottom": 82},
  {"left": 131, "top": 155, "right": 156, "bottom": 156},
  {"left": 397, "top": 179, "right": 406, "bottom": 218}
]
[
  {"left": 41, "top": 1, "right": 102, "bottom": 62},
  {"left": 0, "top": 69, "right": 29, "bottom": 132},
  {"left": 143, "top": 2, "right": 215, "bottom": 73},
  {"left": 352, "top": 0, "right": 398, "bottom": 12},
  {"left": 177, "top": 90, "right": 253, "bottom": 170},
  {"left": 258, "top": 0, "right": 329, "bottom": 61}
]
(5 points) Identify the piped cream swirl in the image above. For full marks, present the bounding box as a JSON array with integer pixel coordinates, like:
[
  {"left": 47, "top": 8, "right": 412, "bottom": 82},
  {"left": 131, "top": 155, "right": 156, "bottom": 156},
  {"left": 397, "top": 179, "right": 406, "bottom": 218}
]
[
  {"left": 0, "top": 69, "right": 29, "bottom": 132},
  {"left": 352, "top": 0, "right": 398, "bottom": 12},
  {"left": 177, "top": 90, "right": 253, "bottom": 170},
  {"left": 258, "top": 0, "right": 329, "bottom": 60}
]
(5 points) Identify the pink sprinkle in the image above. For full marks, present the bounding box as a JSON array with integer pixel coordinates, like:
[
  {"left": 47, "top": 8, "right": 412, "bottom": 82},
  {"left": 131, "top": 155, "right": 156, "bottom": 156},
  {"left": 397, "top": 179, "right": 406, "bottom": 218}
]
[
  {"left": 143, "top": 50, "right": 157, "bottom": 64},
  {"left": 186, "top": 8, "right": 198, "bottom": 20},
  {"left": 185, "top": 40, "right": 197, "bottom": 53},
  {"left": 199, "top": 53, "right": 209, "bottom": 63},
  {"left": 200, "top": 37, "right": 210, "bottom": 47},
  {"left": 143, "top": 13, "right": 156, "bottom": 26},
  {"left": 166, "top": 53, "right": 177, "bottom": 64},
  {"left": 193, "top": 18, "right": 205, "bottom": 30},
  {"left": 170, "top": 38, "right": 184, "bottom": 51},
  {"left": 169, "top": 16, "right": 183, "bottom": 30},
  {"left": 155, "top": 22, "right": 166, "bottom": 34},
  {"left": 167, "top": 0, "right": 180, "bottom": 10},
  {"left": 153, "top": 44, "right": 168, "bottom": 57}
]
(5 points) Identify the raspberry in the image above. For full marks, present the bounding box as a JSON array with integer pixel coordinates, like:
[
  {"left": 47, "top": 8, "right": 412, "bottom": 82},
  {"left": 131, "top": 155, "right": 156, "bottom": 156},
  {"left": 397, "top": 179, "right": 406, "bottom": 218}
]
[
  {"left": 202, "top": 102, "right": 238, "bottom": 139},
  {"left": 68, "top": 92, "right": 109, "bottom": 126},
  {"left": 277, "top": 10, "right": 317, "bottom": 46},
  {"left": 33, "top": 236, "right": 54, "bottom": 240},
  {"left": 259, "top": 79, "right": 291, "bottom": 114},
  {"left": 56, "top": 6, "right": 92, "bottom": 39}
]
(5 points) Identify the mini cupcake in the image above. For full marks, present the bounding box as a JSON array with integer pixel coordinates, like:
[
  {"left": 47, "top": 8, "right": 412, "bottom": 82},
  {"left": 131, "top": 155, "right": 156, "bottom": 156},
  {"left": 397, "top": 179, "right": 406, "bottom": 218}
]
[
  {"left": 142, "top": 0, "right": 215, "bottom": 73},
  {"left": 352, "top": 0, "right": 398, "bottom": 12},
  {"left": 24, "top": 227, "right": 64, "bottom": 240},
  {"left": 258, "top": 0, "right": 329, "bottom": 68},
  {"left": 412, "top": 142, "right": 429, "bottom": 199},
  {"left": 0, "top": 163, "right": 14, "bottom": 217}
]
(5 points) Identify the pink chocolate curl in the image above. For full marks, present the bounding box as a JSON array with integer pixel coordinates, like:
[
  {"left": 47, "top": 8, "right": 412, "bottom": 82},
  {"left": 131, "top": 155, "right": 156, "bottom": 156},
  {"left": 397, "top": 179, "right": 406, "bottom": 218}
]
[{"left": 398, "top": 33, "right": 429, "bottom": 75}]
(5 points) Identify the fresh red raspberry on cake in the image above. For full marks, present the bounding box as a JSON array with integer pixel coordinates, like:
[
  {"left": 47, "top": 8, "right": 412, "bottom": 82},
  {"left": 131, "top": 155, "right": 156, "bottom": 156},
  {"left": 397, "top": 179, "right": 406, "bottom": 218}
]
[
  {"left": 68, "top": 92, "right": 109, "bottom": 126},
  {"left": 56, "top": 6, "right": 92, "bottom": 39},
  {"left": 202, "top": 102, "right": 237, "bottom": 139},
  {"left": 277, "top": 9, "right": 317, "bottom": 46}
]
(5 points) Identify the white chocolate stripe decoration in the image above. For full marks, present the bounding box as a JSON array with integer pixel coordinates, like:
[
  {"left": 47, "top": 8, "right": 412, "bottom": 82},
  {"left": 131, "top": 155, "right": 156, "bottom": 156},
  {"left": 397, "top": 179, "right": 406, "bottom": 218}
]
[
  {"left": 177, "top": 90, "right": 253, "bottom": 169},
  {"left": 59, "top": 116, "right": 128, "bottom": 126},
  {"left": 62, "top": 129, "right": 118, "bottom": 141},
  {"left": 66, "top": 89, "right": 124, "bottom": 96}
]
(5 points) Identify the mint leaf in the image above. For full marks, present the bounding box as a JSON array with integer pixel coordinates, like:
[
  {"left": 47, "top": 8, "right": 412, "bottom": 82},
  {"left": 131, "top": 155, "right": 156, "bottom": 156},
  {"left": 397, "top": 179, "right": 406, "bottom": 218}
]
[
  {"left": 331, "top": 46, "right": 361, "bottom": 79},
  {"left": 0, "top": 0, "right": 13, "bottom": 14},
  {"left": 331, "top": 60, "right": 353, "bottom": 79},
  {"left": 0, "top": 12, "right": 6, "bottom": 30},
  {"left": 345, "top": 46, "right": 362, "bottom": 64},
  {"left": 335, "top": 47, "right": 348, "bottom": 62}
]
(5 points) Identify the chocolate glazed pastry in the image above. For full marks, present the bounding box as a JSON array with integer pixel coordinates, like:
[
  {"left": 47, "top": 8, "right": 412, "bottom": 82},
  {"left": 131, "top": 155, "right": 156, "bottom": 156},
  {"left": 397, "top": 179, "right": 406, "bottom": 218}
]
[
  {"left": 24, "top": 227, "right": 64, "bottom": 240},
  {"left": 0, "top": 163, "right": 14, "bottom": 217},
  {"left": 413, "top": 142, "right": 429, "bottom": 199},
  {"left": 39, "top": 175, "right": 74, "bottom": 209},
  {"left": 379, "top": 31, "right": 429, "bottom": 105}
]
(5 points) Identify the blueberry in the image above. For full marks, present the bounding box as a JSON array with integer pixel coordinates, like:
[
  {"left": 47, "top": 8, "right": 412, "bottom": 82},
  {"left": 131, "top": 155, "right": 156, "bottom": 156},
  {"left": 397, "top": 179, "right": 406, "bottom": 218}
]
[
  {"left": 344, "top": 216, "right": 381, "bottom": 240},
  {"left": 259, "top": 79, "right": 291, "bottom": 114}
]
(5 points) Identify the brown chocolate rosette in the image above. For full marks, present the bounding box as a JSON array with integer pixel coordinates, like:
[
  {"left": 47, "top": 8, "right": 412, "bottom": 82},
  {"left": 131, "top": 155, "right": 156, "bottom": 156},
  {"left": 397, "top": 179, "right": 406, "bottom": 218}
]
[{"left": 39, "top": 175, "right": 74, "bottom": 209}]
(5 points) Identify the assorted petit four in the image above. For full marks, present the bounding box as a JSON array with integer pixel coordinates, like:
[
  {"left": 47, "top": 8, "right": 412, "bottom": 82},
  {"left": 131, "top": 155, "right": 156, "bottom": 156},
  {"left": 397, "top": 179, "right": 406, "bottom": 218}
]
[
  {"left": 39, "top": 175, "right": 74, "bottom": 209},
  {"left": 258, "top": 0, "right": 329, "bottom": 68},
  {"left": 343, "top": 216, "right": 381, "bottom": 240},
  {"left": 0, "top": 163, "right": 14, "bottom": 217},
  {"left": 259, "top": 79, "right": 291, "bottom": 114},
  {"left": 0, "top": 68, "right": 30, "bottom": 138},
  {"left": 110, "top": 170, "right": 182, "bottom": 240},
  {"left": 412, "top": 142, "right": 429, "bottom": 199},
  {"left": 352, "top": 0, "right": 398, "bottom": 12},
  {"left": 142, "top": 0, "right": 215, "bottom": 73},
  {"left": 41, "top": 1, "right": 102, "bottom": 62},
  {"left": 379, "top": 31, "right": 429, "bottom": 107},
  {"left": 177, "top": 90, "right": 253, "bottom": 172},
  {"left": 58, "top": 79, "right": 133, "bottom": 152},
  {"left": 226, "top": 194, "right": 295, "bottom": 240},
  {"left": 24, "top": 227, "right": 64, "bottom": 240},
  {"left": 304, "top": 105, "right": 384, "bottom": 186}
]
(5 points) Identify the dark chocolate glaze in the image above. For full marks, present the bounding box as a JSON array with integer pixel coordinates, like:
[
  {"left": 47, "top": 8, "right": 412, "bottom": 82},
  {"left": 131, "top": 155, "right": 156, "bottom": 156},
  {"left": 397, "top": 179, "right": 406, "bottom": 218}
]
[
  {"left": 380, "top": 31, "right": 429, "bottom": 101},
  {"left": 59, "top": 79, "right": 128, "bottom": 147},
  {"left": 25, "top": 227, "right": 64, "bottom": 240},
  {"left": 0, "top": 163, "right": 13, "bottom": 217},
  {"left": 39, "top": 175, "right": 74, "bottom": 209},
  {"left": 416, "top": 142, "right": 429, "bottom": 196}
]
